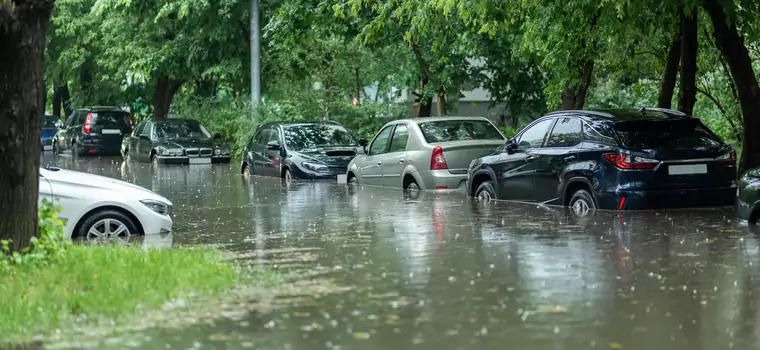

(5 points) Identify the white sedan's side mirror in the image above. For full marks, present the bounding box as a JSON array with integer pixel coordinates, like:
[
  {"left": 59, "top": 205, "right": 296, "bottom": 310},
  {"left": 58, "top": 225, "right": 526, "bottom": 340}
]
[{"left": 355, "top": 146, "right": 365, "bottom": 155}]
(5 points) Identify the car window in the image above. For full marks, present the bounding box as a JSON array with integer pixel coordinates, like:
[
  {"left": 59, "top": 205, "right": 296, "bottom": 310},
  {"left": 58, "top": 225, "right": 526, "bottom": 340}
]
[
  {"left": 270, "top": 128, "right": 282, "bottom": 144},
  {"left": 613, "top": 119, "right": 723, "bottom": 149},
  {"left": 66, "top": 112, "right": 79, "bottom": 127},
  {"left": 388, "top": 124, "right": 409, "bottom": 152},
  {"left": 154, "top": 120, "right": 211, "bottom": 139},
  {"left": 582, "top": 123, "right": 617, "bottom": 145},
  {"left": 545, "top": 117, "right": 582, "bottom": 147},
  {"left": 283, "top": 124, "right": 356, "bottom": 151},
  {"left": 91, "top": 111, "right": 131, "bottom": 131},
  {"left": 140, "top": 122, "right": 152, "bottom": 137},
  {"left": 75, "top": 112, "right": 85, "bottom": 125},
  {"left": 417, "top": 119, "right": 503, "bottom": 143},
  {"left": 517, "top": 119, "right": 555, "bottom": 150},
  {"left": 255, "top": 127, "right": 271, "bottom": 145},
  {"left": 369, "top": 126, "right": 394, "bottom": 156}
]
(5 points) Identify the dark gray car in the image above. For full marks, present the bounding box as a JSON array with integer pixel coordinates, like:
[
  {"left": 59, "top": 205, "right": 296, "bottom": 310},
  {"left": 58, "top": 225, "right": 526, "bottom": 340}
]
[{"left": 121, "top": 118, "right": 231, "bottom": 165}]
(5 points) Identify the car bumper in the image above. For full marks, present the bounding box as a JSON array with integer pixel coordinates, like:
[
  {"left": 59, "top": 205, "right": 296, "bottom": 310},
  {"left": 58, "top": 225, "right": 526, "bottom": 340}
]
[
  {"left": 415, "top": 170, "right": 468, "bottom": 191},
  {"left": 291, "top": 166, "right": 346, "bottom": 180},
  {"left": 77, "top": 141, "right": 122, "bottom": 155},
  {"left": 596, "top": 186, "right": 737, "bottom": 210},
  {"left": 155, "top": 155, "right": 231, "bottom": 165},
  {"left": 140, "top": 212, "right": 173, "bottom": 235}
]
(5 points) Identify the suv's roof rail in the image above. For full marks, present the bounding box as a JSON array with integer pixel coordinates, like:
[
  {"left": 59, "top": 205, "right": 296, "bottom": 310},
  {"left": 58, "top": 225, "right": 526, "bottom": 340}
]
[{"left": 637, "top": 107, "right": 689, "bottom": 117}]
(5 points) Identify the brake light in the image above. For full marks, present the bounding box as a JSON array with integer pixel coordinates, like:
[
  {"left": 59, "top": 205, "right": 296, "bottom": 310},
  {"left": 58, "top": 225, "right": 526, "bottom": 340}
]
[
  {"left": 430, "top": 146, "right": 448, "bottom": 170},
  {"left": 82, "top": 112, "right": 93, "bottom": 134},
  {"left": 127, "top": 114, "right": 134, "bottom": 131},
  {"left": 602, "top": 152, "right": 659, "bottom": 169},
  {"left": 715, "top": 150, "right": 736, "bottom": 166}
]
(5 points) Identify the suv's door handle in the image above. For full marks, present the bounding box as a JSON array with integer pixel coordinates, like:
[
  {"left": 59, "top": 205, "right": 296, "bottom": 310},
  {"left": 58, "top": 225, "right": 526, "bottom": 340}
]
[
  {"left": 399, "top": 159, "right": 405, "bottom": 163},
  {"left": 564, "top": 155, "right": 577, "bottom": 163},
  {"left": 376, "top": 161, "right": 382, "bottom": 166},
  {"left": 526, "top": 155, "right": 537, "bottom": 162}
]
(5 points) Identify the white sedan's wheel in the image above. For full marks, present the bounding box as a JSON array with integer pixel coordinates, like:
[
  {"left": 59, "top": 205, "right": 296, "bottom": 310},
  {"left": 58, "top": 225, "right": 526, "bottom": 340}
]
[{"left": 77, "top": 210, "right": 139, "bottom": 242}]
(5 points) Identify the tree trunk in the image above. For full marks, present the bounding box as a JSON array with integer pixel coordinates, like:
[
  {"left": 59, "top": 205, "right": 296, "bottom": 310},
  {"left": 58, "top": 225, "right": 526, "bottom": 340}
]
[
  {"left": 658, "top": 30, "right": 682, "bottom": 108},
  {"left": 353, "top": 52, "right": 361, "bottom": 106},
  {"left": 560, "top": 11, "right": 600, "bottom": 110},
  {"left": 152, "top": 76, "right": 182, "bottom": 119},
  {"left": 0, "top": 0, "right": 56, "bottom": 252},
  {"left": 53, "top": 86, "right": 62, "bottom": 117},
  {"left": 436, "top": 89, "right": 447, "bottom": 116},
  {"left": 678, "top": 9, "right": 698, "bottom": 115},
  {"left": 410, "top": 40, "right": 444, "bottom": 117},
  {"left": 561, "top": 59, "right": 595, "bottom": 110},
  {"left": 60, "top": 83, "right": 72, "bottom": 117},
  {"left": 703, "top": 0, "right": 760, "bottom": 174}
]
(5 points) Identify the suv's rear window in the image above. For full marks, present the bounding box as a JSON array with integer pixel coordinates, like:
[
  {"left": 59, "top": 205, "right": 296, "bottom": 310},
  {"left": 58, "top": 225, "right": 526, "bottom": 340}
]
[
  {"left": 92, "top": 111, "right": 130, "bottom": 129},
  {"left": 613, "top": 119, "right": 723, "bottom": 149},
  {"left": 418, "top": 120, "right": 503, "bottom": 143}
]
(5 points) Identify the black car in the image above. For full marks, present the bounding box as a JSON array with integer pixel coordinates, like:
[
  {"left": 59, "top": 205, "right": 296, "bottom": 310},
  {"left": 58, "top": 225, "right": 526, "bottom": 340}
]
[
  {"left": 467, "top": 108, "right": 737, "bottom": 214},
  {"left": 121, "top": 118, "right": 231, "bottom": 165},
  {"left": 738, "top": 168, "right": 760, "bottom": 224},
  {"left": 53, "top": 106, "right": 134, "bottom": 156},
  {"left": 241, "top": 121, "right": 359, "bottom": 182}
]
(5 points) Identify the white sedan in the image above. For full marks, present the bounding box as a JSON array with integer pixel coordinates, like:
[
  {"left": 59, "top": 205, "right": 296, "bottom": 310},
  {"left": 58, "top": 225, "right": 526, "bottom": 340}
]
[{"left": 39, "top": 167, "right": 173, "bottom": 240}]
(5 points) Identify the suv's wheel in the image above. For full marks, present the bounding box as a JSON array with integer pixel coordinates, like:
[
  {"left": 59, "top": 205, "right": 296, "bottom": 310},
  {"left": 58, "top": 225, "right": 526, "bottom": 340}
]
[
  {"left": 348, "top": 173, "right": 359, "bottom": 186},
  {"left": 151, "top": 154, "right": 159, "bottom": 166},
  {"left": 569, "top": 189, "right": 596, "bottom": 217},
  {"left": 77, "top": 210, "right": 138, "bottom": 242},
  {"left": 283, "top": 168, "right": 293, "bottom": 184},
  {"left": 52, "top": 141, "right": 60, "bottom": 155},
  {"left": 242, "top": 164, "right": 251, "bottom": 178},
  {"left": 475, "top": 181, "right": 497, "bottom": 202}
]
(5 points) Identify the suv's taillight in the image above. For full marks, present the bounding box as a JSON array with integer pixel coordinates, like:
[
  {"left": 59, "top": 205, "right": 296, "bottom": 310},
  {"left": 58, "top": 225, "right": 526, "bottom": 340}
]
[
  {"left": 430, "top": 146, "right": 448, "bottom": 170},
  {"left": 82, "top": 112, "right": 93, "bottom": 134},
  {"left": 127, "top": 114, "right": 134, "bottom": 131},
  {"left": 715, "top": 150, "right": 736, "bottom": 166},
  {"left": 603, "top": 152, "right": 659, "bottom": 169}
]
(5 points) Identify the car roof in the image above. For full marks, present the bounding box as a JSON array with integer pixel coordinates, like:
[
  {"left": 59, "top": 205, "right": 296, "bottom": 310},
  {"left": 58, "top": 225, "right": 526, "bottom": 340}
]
[
  {"left": 259, "top": 120, "right": 343, "bottom": 128},
  {"left": 546, "top": 108, "right": 692, "bottom": 122},
  {"left": 405, "top": 116, "right": 491, "bottom": 124},
  {"left": 79, "top": 106, "right": 127, "bottom": 112},
  {"left": 147, "top": 118, "right": 198, "bottom": 123}
]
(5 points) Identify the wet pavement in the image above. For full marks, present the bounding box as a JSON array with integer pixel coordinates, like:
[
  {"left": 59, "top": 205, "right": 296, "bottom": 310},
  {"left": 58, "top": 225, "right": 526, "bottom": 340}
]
[{"left": 42, "top": 153, "right": 760, "bottom": 350}]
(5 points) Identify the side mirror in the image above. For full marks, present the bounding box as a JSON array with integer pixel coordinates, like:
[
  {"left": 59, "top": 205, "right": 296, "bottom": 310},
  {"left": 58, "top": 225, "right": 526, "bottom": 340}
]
[
  {"left": 213, "top": 131, "right": 221, "bottom": 140},
  {"left": 355, "top": 146, "right": 366, "bottom": 155},
  {"left": 54, "top": 120, "right": 64, "bottom": 128},
  {"left": 505, "top": 139, "right": 518, "bottom": 154},
  {"left": 267, "top": 140, "right": 281, "bottom": 150},
  {"left": 357, "top": 139, "right": 368, "bottom": 147},
  {"left": 139, "top": 134, "right": 150, "bottom": 141}
]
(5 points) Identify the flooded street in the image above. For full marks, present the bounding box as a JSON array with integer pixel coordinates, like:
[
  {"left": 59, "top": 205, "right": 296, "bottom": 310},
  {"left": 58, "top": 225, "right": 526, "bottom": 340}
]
[{"left": 44, "top": 154, "right": 760, "bottom": 350}]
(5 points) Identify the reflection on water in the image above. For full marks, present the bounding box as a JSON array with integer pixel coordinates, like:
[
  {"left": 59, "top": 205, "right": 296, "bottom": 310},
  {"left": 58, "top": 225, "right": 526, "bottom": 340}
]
[{"left": 42, "top": 153, "right": 760, "bottom": 350}]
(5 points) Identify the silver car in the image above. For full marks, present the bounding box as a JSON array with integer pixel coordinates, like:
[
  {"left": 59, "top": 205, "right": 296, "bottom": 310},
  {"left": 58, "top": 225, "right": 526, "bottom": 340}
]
[{"left": 346, "top": 117, "right": 506, "bottom": 191}]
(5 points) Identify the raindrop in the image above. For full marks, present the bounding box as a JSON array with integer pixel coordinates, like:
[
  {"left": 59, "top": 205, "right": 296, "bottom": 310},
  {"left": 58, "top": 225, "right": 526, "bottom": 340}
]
[{"left": 553, "top": 326, "right": 560, "bottom": 334}]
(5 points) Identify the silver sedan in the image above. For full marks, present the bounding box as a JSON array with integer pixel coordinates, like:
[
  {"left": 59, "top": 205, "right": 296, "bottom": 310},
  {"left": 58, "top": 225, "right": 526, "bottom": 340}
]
[{"left": 346, "top": 117, "right": 506, "bottom": 191}]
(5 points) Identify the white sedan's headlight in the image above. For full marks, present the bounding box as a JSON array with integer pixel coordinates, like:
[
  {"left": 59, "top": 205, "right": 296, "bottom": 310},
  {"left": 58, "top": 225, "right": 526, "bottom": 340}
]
[
  {"left": 302, "top": 161, "right": 328, "bottom": 172},
  {"left": 140, "top": 199, "right": 172, "bottom": 216}
]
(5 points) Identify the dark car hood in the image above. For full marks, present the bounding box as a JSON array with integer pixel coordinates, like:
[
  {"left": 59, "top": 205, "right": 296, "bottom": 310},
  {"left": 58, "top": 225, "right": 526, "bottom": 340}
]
[
  {"left": 292, "top": 148, "right": 356, "bottom": 166},
  {"left": 156, "top": 138, "right": 219, "bottom": 148}
]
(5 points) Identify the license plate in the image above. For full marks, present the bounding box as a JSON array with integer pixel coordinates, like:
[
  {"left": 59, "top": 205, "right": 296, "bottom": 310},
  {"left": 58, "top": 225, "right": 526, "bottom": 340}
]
[
  {"left": 101, "top": 129, "right": 121, "bottom": 135},
  {"left": 189, "top": 158, "right": 211, "bottom": 164},
  {"left": 43, "top": 145, "right": 53, "bottom": 151},
  {"left": 337, "top": 174, "right": 347, "bottom": 184},
  {"left": 668, "top": 164, "right": 707, "bottom": 175}
]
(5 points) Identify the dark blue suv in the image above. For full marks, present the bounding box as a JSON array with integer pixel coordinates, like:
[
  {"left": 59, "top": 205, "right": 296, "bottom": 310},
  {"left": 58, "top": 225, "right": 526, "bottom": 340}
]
[{"left": 467, "top": 108, "right": 737, "bottom": 214}]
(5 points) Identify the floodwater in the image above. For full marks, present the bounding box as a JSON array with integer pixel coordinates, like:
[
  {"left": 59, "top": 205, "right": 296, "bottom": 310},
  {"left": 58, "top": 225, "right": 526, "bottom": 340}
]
[{"left": 42, "top": 154, "right": 760, "bottom": 350}]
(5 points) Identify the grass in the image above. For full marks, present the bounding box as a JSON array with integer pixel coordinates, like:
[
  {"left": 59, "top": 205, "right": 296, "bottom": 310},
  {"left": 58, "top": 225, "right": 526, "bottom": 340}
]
[{"left": 0, "top": 244, "right": 243, "bottom": 343}]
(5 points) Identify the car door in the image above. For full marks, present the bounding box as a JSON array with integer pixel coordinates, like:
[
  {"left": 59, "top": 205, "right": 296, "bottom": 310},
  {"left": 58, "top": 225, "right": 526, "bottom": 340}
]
[
  {"left": 137, "top": 122, "right": 154, "bottom": 162},
  {"left": 66, "top": 112, "right": 84, "bottom": 149},
  {"left": 250, "top": 127, "right": 271, "bottom": 176},
  {"left": 359, "top": 125, "right": 394, "bottom": 187},
  {"left": 381, "top": 123, "right": 410, "bottom": 187},
  {"left": 59, "top": 112, "right": 78, "bottom": 150},
  {"left": 265, "top": 127, "right": 284, "bottom": 177},
  {"left": 127, "top": 121, "right": 145, "bottom": 158},
  {"left": 494, "top": 118, "right": 556, "bottom": 201},
  {"left": 530, "top": 117, "right": 583, "bottom": 203}
]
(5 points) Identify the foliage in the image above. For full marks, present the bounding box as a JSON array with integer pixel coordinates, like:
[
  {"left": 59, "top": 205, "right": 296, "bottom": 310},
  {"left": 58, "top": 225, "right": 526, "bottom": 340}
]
[{"left": 0, "top": 201, "right": 268, "bottom": 342}]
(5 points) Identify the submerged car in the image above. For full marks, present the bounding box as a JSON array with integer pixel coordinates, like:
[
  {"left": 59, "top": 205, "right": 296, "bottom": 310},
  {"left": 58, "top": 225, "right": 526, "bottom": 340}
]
[
  {"left": 241, "top": 121, "right": 358, "bottom": 181},
  {"left": 39, "top": 166, "right": 173, "bottom": 240},
  {"left": 41, "top": 115, "right": 61, "bottom": 152},
  {"left": 53, "top": 106, "right": 134, "bottom": 156},
  {"left": 467, "top": 108, "right": 737, "bottom": 214},
  {"left": 738, "top": 167, "right": 760, "bottom": 224},
  {"left": 347, "top": 117, "right": 506, "bottom": 191},
  {"left": 121, "top": 118, "right": 231, "bottom": 165}
]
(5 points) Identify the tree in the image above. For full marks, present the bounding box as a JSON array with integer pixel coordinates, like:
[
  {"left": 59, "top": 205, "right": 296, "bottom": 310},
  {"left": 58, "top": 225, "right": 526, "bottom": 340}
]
[{"left": 0, "top": 0, "right": 56, "bottom": 251}]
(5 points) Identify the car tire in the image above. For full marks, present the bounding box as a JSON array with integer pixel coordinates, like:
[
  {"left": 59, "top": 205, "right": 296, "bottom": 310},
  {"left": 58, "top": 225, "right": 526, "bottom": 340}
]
[
  {"left": 283, "top": 168, "right": 293, "bottom": 184},
  {"left": 348, "top": 173, "right": 359, "bottom": 186},
  {"left": 405, "top": 179, "right": 420, "bottom": 191},
  {"left": 77, "top": 209, "right": 139, "bottom": 241},
  {"left": 243, "top": 164, "right": 251, "bottom": 178},
  {"left": 72, "top": 142, "right": 81, "bottom": 156},
  {"left": 569, "top": 189, "right": 596, "bottom": 217},
  {"left": 121, "top": 147, "right": 129, "bottom": 160},
  {"left": 475, "top": 181, "right": 497, "bottom": 202},
  {"left": 151, "top": 154, "right": 159, "bottom": 166},
  {"left": 52, "top": 141, "right": 60, "bottom": 155}
]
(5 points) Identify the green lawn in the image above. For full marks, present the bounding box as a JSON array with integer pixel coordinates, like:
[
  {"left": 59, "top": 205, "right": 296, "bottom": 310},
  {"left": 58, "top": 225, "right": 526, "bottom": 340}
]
[{"left": 0, "top": 244, "right": 242, "bottom": 343}]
